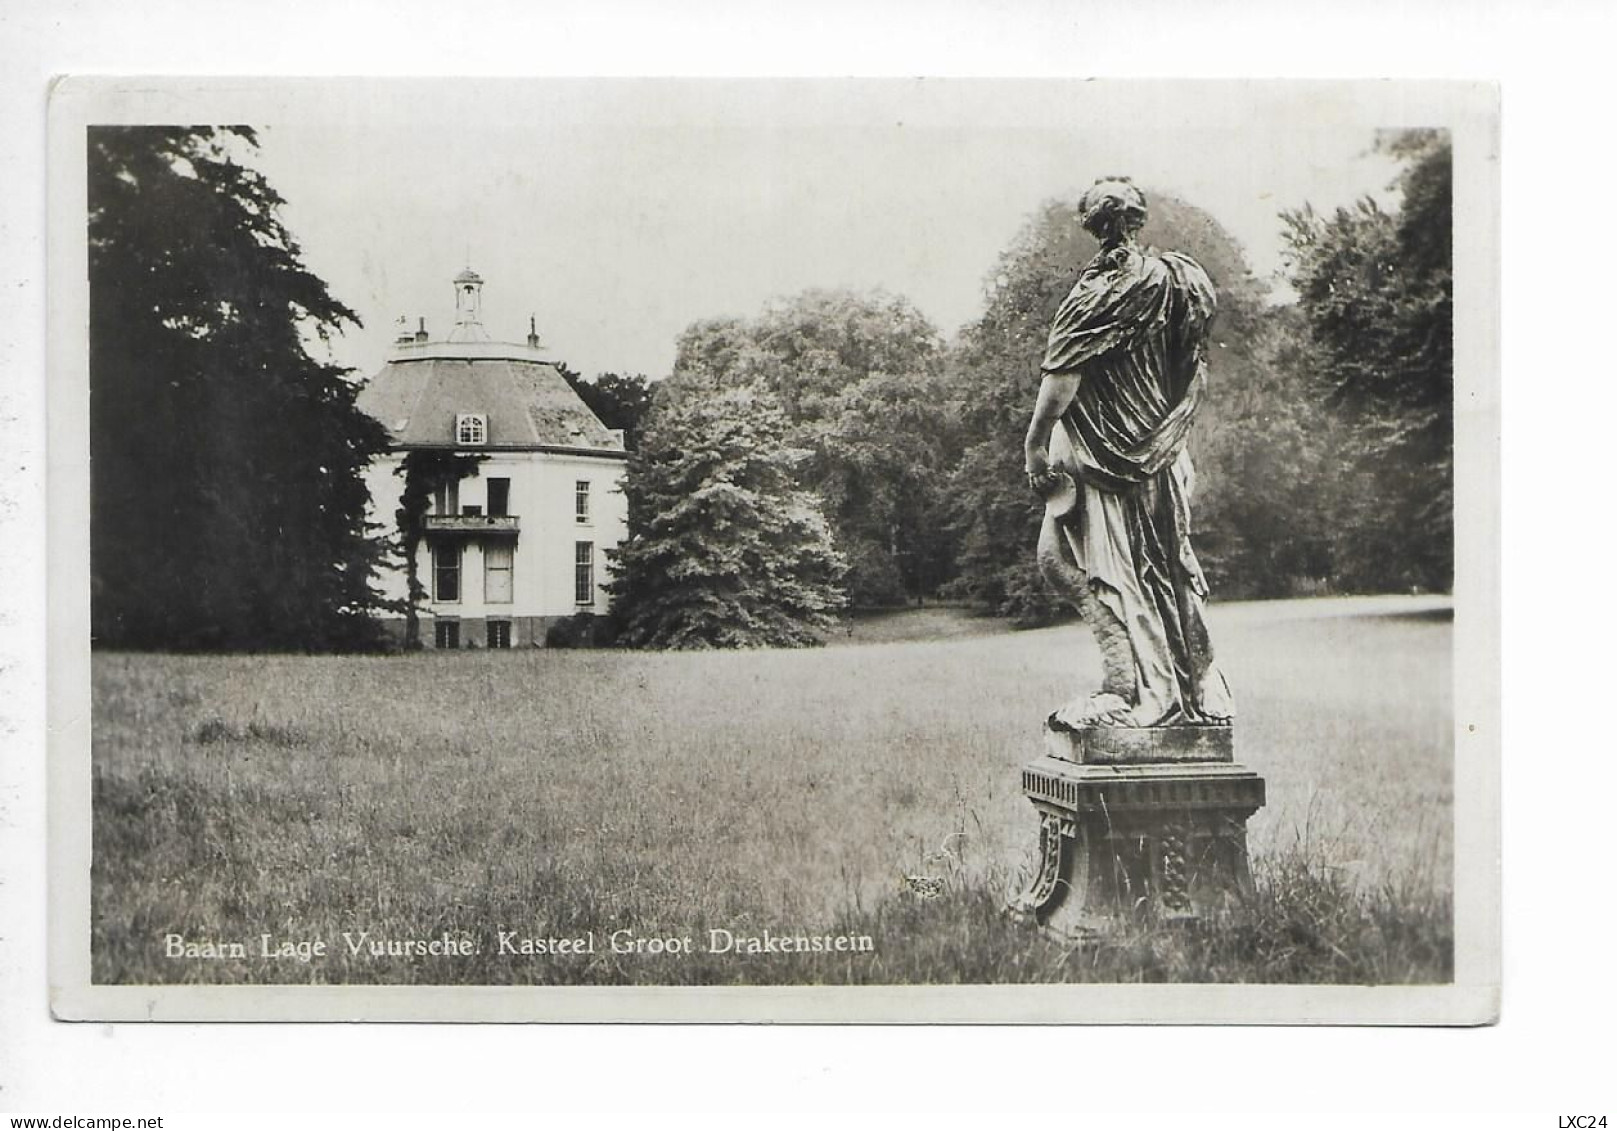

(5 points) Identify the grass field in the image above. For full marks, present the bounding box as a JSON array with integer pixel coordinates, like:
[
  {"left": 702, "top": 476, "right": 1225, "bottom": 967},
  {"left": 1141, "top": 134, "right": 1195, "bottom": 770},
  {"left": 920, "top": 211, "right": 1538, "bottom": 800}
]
[{"left": 90, "top": 596, "right": 1453, "bottom": 985}]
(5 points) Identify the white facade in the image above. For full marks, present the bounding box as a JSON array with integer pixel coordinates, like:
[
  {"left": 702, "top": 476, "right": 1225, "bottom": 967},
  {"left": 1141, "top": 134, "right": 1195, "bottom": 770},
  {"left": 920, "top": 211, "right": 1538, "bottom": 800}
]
[{"left": 362, "top": 449, "right": 627, "bottom": 647}]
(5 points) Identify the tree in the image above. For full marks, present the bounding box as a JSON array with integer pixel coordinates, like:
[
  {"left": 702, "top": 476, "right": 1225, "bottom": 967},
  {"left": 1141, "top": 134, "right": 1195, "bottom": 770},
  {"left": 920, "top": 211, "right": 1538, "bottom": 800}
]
[
  {"left": 558, "top": 367, "right": 655, "bottom": 451},
  {"left": 1189, "top": 307, "right": 1340, "bottom": 597},
  {"left": 1280, "top": 131, "right": 1453, "bottom": 591},
  {"left": 89, "top": 126, "right": 393, "bottom": 650},
  {"left": 667, "top": 290, "right": 960, "bottom": 606},
  {"left": 606, "top": 379, "right": 846, "bottom": 649},
  {"left": 946, "top": 190, "right": 1268, "bottom": 619}
]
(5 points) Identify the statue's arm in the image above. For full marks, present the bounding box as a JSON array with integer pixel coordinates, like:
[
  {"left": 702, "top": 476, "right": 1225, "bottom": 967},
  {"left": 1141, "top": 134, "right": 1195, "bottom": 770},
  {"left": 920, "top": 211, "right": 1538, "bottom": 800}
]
[{"left": 1024, "top": 372, "right": 1081, "bottom": 485}]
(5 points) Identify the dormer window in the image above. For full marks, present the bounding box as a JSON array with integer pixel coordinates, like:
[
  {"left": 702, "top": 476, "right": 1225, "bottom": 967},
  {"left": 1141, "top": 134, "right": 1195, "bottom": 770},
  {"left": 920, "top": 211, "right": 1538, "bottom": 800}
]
[{"left": 456, "top": 413, "right": 487, "bottom": 446}]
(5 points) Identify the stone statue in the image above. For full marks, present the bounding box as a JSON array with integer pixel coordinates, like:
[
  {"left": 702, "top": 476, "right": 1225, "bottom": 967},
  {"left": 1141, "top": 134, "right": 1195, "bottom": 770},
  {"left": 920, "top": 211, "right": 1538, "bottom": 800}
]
[{"left": 1023, "top": 177, "right": 1235, "bottom": 730}]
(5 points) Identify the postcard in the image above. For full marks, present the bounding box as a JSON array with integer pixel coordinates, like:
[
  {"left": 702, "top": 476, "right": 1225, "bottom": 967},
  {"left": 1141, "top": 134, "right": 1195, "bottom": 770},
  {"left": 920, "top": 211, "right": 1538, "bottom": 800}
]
[{"left": 47, "top": 77, "right": 1499, "bottom": 1022}]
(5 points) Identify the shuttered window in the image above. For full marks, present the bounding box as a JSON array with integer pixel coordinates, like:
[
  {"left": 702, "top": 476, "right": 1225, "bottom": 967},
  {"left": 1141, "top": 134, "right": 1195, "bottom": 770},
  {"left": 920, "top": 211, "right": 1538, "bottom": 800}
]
[{"left": 485, "top": 542, "right": 513, "bottom": 603}]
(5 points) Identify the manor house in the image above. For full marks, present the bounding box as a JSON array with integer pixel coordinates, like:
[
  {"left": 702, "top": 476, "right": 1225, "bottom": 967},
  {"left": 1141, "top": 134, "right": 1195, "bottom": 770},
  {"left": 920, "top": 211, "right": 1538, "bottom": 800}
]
[{"left": 357, "top": 268, "right": 627, "bottom": 648}]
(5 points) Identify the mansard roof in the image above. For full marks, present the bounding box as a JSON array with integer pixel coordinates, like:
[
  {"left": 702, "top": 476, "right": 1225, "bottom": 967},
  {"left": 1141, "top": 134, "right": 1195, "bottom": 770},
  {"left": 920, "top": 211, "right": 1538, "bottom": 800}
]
[{"left": 357, "top": 340, "right": 625, "bottom": 455}]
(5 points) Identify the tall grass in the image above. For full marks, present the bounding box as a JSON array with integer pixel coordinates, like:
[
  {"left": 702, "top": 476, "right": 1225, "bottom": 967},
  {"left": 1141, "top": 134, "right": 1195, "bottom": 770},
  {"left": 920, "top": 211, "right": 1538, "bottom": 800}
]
[{"left": 90, "top": 599, "right": 1452, "bottom": 985}]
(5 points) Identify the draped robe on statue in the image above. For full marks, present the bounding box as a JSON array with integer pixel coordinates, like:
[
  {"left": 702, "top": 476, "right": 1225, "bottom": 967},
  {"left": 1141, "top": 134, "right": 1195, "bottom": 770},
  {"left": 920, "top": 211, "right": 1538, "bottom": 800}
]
[{"left": 1040, "top": 245, "right": 1234, "bottom": 726}]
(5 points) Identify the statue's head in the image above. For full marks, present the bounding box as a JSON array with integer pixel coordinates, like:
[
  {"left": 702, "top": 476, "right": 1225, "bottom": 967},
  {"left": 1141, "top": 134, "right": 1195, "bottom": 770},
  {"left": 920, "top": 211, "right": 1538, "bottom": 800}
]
[{"left": 1079, "top": 177, "right": 1148, "bottom": 243}]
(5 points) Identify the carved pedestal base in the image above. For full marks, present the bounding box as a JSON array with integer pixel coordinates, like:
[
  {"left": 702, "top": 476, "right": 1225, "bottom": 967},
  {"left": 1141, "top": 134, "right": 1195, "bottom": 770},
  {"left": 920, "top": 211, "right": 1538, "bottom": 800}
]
[{"left": 1009, "top": 729, "right": 1264, "bottom": 939}]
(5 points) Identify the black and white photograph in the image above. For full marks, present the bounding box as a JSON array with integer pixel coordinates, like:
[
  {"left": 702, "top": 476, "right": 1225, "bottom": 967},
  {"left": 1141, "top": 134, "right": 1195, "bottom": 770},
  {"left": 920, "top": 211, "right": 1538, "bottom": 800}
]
[{"left": 46, "top": 78, "right": 1498, "bottom": 1023}]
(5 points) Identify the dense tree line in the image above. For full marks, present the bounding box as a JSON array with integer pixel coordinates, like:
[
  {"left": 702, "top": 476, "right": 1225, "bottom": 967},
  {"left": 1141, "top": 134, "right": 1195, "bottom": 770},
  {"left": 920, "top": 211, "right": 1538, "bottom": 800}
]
[
  {"left": 1278, "top": 131, "right": 1453, "bottom": 593},
  {"left": 89, "top": 127, "right": 393, "bottom": 651},
  {"left": 615, "top": 138, "right": 1453, "bottom": 643},
  {"left": 88, "top": 124, "right": 1450, "bottom": 653}
]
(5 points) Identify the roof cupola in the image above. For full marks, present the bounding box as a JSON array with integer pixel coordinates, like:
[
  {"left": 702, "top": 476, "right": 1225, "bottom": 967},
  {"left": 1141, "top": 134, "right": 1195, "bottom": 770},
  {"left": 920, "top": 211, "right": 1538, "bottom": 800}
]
[{"left": 449, "top": 267, "right": 489, "bottom": 342}]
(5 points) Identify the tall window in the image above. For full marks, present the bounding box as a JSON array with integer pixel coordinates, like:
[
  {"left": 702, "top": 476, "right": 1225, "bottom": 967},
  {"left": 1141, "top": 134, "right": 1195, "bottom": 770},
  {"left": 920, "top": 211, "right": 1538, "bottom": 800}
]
[
  {"left": 456, "top": 413, "right": 487, "bottom": 445},
  {"left": 434, "top": 620, "right": 460, "bottom": 649},
  {"left": 575, "top": 480, "right": 591, "bottom": 524},
  {"left": 433, "top": 543, "right": 461, "bottom": 602},
  {"left": 484, "top": 542, "right": 513, "bottom": 603},
  {"left": 575, "top": 541, "right": 595, "bottom": 605},
  {"left": 487, "top": 478, "right": 510, "bottom": 517},
  {"left": 432, "top": 479, "right": 459, "bottom": 515}
]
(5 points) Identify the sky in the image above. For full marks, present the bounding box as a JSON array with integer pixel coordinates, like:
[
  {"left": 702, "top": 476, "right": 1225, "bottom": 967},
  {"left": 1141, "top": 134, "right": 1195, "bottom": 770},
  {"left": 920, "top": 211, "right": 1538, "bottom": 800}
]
[{"left": 247, "top": 80, "right": 1410, "bottom": 383}]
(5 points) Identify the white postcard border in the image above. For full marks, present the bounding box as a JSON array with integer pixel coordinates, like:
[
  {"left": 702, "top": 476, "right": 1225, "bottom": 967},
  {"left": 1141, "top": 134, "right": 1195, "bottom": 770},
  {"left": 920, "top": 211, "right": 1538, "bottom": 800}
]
[{"left": 47, "top": 76, "right": 1500, "bottom": 1025}]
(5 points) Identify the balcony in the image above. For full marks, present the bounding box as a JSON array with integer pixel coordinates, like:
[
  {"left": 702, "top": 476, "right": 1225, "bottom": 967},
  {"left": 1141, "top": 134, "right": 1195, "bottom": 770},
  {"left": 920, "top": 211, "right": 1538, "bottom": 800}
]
[{"left": 423, "top": 513, "right": 520, "bottom": 535}]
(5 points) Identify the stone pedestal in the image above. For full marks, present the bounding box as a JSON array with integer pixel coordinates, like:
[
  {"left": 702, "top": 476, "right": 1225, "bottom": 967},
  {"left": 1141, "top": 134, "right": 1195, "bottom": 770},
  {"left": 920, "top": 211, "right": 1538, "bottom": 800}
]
[{"left": 1009, "top": 724, "right": 1264, "bottom": 939}]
